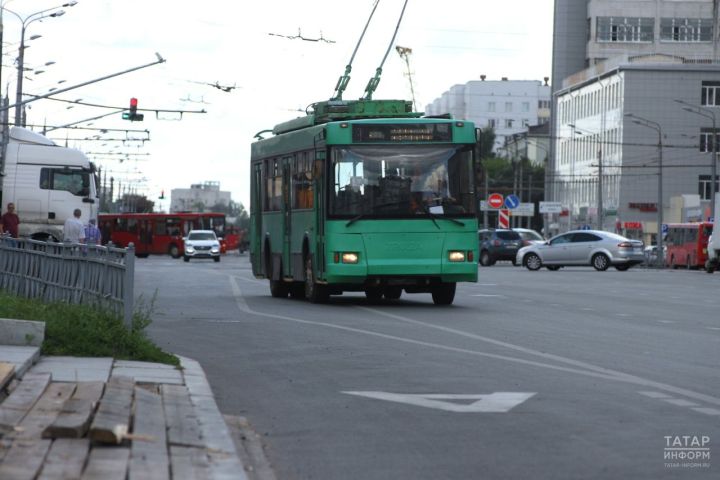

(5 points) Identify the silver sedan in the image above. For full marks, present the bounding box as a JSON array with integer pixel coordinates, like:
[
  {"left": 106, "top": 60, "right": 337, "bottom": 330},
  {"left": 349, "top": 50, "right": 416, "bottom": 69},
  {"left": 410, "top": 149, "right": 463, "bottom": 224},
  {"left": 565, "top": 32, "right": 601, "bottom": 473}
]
[{"left": 517, "top": 230, "right": 645, "bottom": 271}]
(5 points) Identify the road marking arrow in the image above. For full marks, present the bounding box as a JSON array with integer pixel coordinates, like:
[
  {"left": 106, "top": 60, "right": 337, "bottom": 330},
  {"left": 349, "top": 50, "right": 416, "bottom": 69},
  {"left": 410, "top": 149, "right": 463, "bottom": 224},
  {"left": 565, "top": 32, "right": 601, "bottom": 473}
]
[{"left": 342, "top": 391, "right": 536, "bottom": 413}]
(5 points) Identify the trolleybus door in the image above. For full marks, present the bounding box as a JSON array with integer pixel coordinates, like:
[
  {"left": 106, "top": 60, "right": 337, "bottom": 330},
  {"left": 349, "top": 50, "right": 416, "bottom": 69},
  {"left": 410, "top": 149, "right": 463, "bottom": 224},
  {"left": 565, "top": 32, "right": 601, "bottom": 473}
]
[
  {"left": 314, "top": 148, "right": 326, "bottom": 276},
  {"left": 282, "top": 156, "right": 292, "bottom": 278},
  {"left": 251, "top": 163, "right": 263, "bottom": 275}
]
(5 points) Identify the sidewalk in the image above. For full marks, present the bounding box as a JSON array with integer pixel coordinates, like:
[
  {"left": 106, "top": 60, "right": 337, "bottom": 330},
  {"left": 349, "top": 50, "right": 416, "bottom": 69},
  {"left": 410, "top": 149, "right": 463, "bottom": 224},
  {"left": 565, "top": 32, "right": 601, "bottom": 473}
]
[{"left": 0, "top": 331, "right": 249, "bottom": 479}]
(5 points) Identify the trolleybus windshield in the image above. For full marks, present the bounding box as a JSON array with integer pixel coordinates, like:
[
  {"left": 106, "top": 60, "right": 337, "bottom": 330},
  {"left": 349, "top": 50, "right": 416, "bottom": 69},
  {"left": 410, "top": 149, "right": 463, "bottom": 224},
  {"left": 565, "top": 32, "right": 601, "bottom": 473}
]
[{"left": 329, "top": 145, "right": 475, "bottom": 218}]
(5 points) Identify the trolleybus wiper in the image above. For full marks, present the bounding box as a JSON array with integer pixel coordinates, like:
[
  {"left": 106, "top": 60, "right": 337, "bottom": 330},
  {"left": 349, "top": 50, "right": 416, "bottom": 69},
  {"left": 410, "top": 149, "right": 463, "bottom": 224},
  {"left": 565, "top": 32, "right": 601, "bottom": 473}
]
[
  {"left": 420, "top": 203, "right": 465, "bottom": 228},
  {"left": 345, "top": 213, "right": 368, "bottom": 227}
]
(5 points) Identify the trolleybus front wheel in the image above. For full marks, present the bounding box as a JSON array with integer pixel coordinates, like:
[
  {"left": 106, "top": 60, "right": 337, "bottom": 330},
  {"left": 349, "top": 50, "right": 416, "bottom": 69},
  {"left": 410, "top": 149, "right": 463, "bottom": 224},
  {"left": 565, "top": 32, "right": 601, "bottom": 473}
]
[{"left": 431, "top": 282, "right": 456, "bottom": 305}]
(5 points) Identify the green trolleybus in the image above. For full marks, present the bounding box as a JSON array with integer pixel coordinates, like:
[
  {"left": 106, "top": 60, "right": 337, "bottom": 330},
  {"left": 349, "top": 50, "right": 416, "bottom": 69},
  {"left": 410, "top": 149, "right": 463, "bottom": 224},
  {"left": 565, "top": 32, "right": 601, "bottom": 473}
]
[{"left": 250, "top": 99, "right": 478, "bottom": 305}]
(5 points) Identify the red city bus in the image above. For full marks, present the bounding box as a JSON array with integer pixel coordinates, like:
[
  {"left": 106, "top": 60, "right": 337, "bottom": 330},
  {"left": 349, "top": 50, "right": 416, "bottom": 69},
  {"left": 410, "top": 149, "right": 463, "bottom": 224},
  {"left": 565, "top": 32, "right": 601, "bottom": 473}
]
[
  {"left": 664, "top": 222, "right": 713, "bottom": 269},
  {"left": 98, "top": 212, "right": 239, "bottom": 258}
]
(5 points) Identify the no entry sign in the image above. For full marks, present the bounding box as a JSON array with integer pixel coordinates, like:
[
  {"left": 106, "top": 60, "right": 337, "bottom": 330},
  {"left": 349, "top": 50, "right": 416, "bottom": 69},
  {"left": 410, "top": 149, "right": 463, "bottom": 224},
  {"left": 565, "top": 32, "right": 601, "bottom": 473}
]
[{"left": 488, "top": 193, "right": 504, "bottom": 209}]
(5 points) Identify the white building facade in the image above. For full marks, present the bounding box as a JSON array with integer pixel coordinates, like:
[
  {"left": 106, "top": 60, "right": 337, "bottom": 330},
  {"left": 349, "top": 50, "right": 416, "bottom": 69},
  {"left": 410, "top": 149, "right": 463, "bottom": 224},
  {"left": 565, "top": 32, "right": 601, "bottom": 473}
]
[
  {"left": 170, "top": 181, "right": 232, "bottom": 213},
  {"left": 554, "top": 59, "right": 720, "bottom": 242},
  {"left": 425, "top": 79, "right": 551, "bottom": 152}
]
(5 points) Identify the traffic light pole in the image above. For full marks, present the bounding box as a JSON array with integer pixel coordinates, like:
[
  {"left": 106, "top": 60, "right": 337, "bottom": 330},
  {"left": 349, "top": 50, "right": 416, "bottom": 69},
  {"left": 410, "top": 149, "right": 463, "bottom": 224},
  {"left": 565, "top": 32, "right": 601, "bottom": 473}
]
[{"left": 0, "top": 53, "right": 165, "bottom": 116}]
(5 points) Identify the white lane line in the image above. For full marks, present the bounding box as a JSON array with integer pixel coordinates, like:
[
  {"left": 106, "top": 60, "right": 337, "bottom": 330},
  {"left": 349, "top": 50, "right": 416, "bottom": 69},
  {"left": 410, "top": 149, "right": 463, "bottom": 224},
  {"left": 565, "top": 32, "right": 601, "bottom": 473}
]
[
  {"left": 227, "top": 276, "right": 720, "bottom": 409},
  {"left": 616, "top": 313, "right": 632, "bottom": 317},
  {"left": 471, "top": 294, "right": 504, "bottom": 297},
  {"left": 663, "top": 398, "right": 700, "bottom": 407},
  {"left": 639, "top": 391, "right": 671, "bottom": 399},
  {"left": 707, "top": 327, "right": 720, "bottom": 331},
  {"left": 356, "top": 305, "right": 720, "bottom": 407},
  {"left": 692, "top": 407, "right": 720, "bottom": 416},
  {"left": 658, "top": 320, "right": 675, "bottom": 324}
]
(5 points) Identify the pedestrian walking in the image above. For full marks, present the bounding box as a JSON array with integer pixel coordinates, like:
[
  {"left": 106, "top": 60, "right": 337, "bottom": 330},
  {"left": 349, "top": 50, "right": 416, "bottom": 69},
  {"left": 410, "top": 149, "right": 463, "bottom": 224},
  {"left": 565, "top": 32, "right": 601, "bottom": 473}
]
[
  {"left": 63, "top": 209, "right": 86, "bottom": 243},
  {"left": 1, "top": 203, "right": 20, "bottom": 238},
  {"left": 84, "top": 218, "right": 101, "bottom": 244}
]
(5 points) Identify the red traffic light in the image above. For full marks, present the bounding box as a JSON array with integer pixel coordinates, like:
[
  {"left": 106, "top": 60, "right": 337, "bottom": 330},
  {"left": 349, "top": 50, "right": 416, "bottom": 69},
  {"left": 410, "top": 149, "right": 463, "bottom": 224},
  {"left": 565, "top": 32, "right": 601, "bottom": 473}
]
[{"left": 130, "top": 97, "right": 138, "bottom": 109}]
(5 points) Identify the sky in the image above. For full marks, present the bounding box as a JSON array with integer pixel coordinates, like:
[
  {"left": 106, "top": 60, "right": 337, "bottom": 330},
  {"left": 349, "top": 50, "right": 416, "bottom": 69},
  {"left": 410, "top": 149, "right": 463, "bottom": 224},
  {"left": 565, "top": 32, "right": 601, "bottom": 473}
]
[{"left": 2, "top": 0, "right": 554, "bottom": 211}]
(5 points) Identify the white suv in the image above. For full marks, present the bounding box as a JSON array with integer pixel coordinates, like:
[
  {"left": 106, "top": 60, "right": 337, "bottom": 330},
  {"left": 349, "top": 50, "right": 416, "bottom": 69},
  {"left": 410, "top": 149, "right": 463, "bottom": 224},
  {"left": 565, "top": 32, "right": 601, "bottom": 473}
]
[{"left": 183, "top": 230, "right": 221, "bottom": 262}]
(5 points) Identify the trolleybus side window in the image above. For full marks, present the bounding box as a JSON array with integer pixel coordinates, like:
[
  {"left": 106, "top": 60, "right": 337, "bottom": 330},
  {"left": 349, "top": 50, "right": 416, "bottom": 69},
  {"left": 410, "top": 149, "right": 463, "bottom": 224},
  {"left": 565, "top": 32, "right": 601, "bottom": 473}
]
[
  {"left": 293, "top": 151, "right": 314, "bottom": 210},
  {"left": 264, "top": 158, "right": 282, "bottom": 211}
]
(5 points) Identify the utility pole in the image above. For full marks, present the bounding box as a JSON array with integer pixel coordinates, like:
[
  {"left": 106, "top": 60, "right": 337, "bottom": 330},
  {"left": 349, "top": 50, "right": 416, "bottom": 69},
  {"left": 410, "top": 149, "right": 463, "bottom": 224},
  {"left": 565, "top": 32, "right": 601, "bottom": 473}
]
[
  {"left": 597, "top": 146, "right": 603, "bottom": 230},
  {"left": 395, "top": 46, "right": 417, "bottom": 111}
]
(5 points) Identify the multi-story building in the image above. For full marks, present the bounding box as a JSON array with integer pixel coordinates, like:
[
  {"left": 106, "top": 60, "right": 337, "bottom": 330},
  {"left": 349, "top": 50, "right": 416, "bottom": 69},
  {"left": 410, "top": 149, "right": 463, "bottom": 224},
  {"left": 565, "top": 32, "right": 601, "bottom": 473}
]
[
  {"left": 170, "top": 181, "right": 232, "bottom": 213},
  {"left": 550, "top": 0, "right": 719, "bottom": 238},
  {"left": 555, "top": 58, "right": 720, "bottom": 243},
  {"left": 553, "top": 0, "right": 717, "bottom": 84},
  {"left": 425, "top": 79, "right": 551, "bottom": 152}
]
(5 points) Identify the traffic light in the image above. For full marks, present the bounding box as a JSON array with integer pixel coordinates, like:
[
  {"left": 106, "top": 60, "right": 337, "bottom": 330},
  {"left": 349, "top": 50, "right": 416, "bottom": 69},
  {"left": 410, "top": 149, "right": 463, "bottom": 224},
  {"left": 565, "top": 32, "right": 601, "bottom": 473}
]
[
  {"left": 159, "top": 190, "right": 165, "bottom": 200},
  {"left": 122, "top": 97, "right": 144, "bottom": 121}
]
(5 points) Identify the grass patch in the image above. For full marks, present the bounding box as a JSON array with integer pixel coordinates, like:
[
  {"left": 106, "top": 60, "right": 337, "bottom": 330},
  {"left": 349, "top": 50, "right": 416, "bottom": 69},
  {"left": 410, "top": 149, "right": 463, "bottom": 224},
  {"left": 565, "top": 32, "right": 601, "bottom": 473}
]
[{"left": 0, "top": 291, "right": 179, "bottom": 366}]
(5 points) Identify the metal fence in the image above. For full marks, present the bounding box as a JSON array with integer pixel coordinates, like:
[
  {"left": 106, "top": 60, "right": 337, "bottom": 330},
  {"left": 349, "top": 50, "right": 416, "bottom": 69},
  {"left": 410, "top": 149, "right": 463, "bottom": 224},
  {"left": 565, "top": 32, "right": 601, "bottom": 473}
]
[{"left": 0, "top": 236, "right": 135, "bottom": 327}]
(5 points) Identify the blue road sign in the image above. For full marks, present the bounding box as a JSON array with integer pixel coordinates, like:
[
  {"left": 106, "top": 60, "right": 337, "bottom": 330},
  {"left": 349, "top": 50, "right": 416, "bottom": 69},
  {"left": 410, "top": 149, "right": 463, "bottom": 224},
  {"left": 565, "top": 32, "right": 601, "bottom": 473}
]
[
  {"left": 661, "top": 223, "right": 668, "bottom": 234},
  {"left": 504, "top": 194, "right": 520, "bottom": 209}
]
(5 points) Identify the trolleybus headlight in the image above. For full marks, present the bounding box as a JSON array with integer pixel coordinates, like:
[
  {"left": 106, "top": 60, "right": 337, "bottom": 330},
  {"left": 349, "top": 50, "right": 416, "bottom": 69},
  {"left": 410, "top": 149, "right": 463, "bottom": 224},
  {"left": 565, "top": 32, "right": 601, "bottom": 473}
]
[
  {"left": 342, "top": 252, "right": 359, "bottom": 264},
  {"left": 448, "top": 251, "right": 465, "bottom": 262}
]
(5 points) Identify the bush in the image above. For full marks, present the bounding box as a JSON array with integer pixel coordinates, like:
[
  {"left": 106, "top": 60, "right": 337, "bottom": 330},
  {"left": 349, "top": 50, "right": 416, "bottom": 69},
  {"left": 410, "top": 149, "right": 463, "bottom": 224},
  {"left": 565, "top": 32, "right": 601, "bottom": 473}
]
[{"left": 0, "top": 291, "right": 178, "bottom": 366}]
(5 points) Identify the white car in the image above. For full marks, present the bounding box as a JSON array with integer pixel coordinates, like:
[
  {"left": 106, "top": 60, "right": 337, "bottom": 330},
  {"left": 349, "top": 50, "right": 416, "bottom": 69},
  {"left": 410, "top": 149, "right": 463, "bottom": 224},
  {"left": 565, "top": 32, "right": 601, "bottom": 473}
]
[
  {"left": 517, "top": 230, "right": 645, "bottom": 271},
  {"left": 183, "top": 230, "right": 221, "bottom": 262}
]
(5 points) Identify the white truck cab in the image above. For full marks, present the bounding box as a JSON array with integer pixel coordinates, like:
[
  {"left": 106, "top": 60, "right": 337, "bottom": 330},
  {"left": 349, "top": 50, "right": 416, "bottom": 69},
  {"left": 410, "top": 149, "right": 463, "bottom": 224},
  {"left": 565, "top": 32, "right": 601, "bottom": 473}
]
[{"left": 1, "top": 127, "right": 98, "bottom": 241}]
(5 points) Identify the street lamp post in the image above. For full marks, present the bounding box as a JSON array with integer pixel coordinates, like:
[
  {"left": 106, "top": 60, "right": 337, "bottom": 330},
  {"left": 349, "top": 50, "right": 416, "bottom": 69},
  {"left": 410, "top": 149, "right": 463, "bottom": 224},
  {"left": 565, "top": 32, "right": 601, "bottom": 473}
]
[
  {"left": 625, "top": 113, "right": 664, "bottom": 267},
  {"left": 4, "top": 2, "right": 77, "bottom": 127},
  {"left": 674, "top": 99, "right": 718, "bottom": 222}
]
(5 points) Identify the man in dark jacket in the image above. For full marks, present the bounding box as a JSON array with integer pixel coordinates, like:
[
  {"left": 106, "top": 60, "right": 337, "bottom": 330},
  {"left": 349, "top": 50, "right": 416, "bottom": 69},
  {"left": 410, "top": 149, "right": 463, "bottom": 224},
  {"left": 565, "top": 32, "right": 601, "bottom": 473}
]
[{"left": 1, "top": 203, "right": 20, "bottom": 238}]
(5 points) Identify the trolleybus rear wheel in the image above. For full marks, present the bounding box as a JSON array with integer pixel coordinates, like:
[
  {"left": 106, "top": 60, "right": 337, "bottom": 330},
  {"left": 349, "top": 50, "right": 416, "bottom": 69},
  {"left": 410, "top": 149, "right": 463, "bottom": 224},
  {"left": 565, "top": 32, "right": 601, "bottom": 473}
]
[
  {"left": 431, "top": 282, "right": 456, "bottom": 305},
  {"left": 383, "top": 287, "right": 402, "bottom": 300}
]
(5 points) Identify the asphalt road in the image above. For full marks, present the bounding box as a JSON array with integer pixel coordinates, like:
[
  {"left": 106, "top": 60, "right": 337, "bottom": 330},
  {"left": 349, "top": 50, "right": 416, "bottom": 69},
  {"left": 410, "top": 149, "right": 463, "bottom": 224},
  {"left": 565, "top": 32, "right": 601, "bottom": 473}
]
[{"left": 135, "top": 254, "right": 720, "bottom": 480}]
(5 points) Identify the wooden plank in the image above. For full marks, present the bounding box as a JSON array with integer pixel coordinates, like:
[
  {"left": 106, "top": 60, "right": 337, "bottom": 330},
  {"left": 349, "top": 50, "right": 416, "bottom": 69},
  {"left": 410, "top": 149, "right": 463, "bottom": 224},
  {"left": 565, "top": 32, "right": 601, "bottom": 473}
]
[
  {"left": 162, "top": 384, "right": 204, "bottom": 448},
  {"left": 129, "top": 387, "right": 170, "bottom": 480},
  {"left": 42, "top": 398, "right": 94, "bottom": 439},
  {"left": 0, "top": 439, "right": 52, "bottom": 480},
  {"left": 37, "top": 438, "right": 90, "bottom": 480},
  {"left": 72, "top": 382, "right": 105, "bottom": 405},
  {"left": 0, "top": 362, "right": 15, "bottom": 391},
  {"left": 80, "top": 446, "right": 130, "bottom": 480},
  {"left": 89, "top": 376, "right": 134, "bottom": 444},
  {"left": 42, "top": 382, "right": 104, "bottom": 439},
  {"left": 16, "top": 382, "right": 76, "bottom": 439},
  {"left": 169, "top": 446, "right": 212, "bottom": 480},
  {"left": 0, "top": 373, "right": 51, "bottom": 431}
]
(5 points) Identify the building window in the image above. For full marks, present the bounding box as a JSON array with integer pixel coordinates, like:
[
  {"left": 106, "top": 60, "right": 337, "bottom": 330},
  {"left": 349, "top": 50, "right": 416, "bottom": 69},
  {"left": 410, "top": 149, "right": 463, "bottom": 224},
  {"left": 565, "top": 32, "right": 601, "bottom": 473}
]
[
  {"left": 538, "top": 100, "right": 550, "bottom": 109},
  {"left": 699, "top": 175, "right": 719, "bottom": 201},
  {"left": 701, "top": 81, "right": 720, "bottom": 106},
  {"left": 597, "top": 17, "right": 654, "bottom": 42},
  {"left": 700, "top": 129, "right": 720, "bottom": 152},
  {"left": 505, "top": 119, "right": 514, "bottom": 128},
  {"left": 522, "top": 119, "right": 530, "bottom": 127},
  {"left": 488, "top": 118, "right": 496, "bottom": 128},
  {"left": 522, "top": 102, "right": 530, "bottom": 112},
  {"left": 660, "top": 18, "right": 712, "bottom": 42},
  {"left": 505, "top": 102, "right": 513, "bottom": 113},
  {"left": 488, "top": 102, "right": 496, "bottom": 112}
]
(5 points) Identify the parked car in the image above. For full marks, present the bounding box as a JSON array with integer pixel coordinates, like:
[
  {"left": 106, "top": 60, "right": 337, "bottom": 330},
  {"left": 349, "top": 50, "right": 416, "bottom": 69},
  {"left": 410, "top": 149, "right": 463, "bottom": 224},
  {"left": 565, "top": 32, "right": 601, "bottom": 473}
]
[
  {"left": 643, "top": 245, "right": 666, "bottom": 265},
  {"left": 183, "top": 230, "right": 221, "bottom": 262},
  {"left": 513, "top": 228, "right": 545, "bottom": 246},
  {"left": 478, "top": 229, "right": 523, "bottom": 266},
  {"left": 517, "top": 230, "right": 645, "bottom": 271}
]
